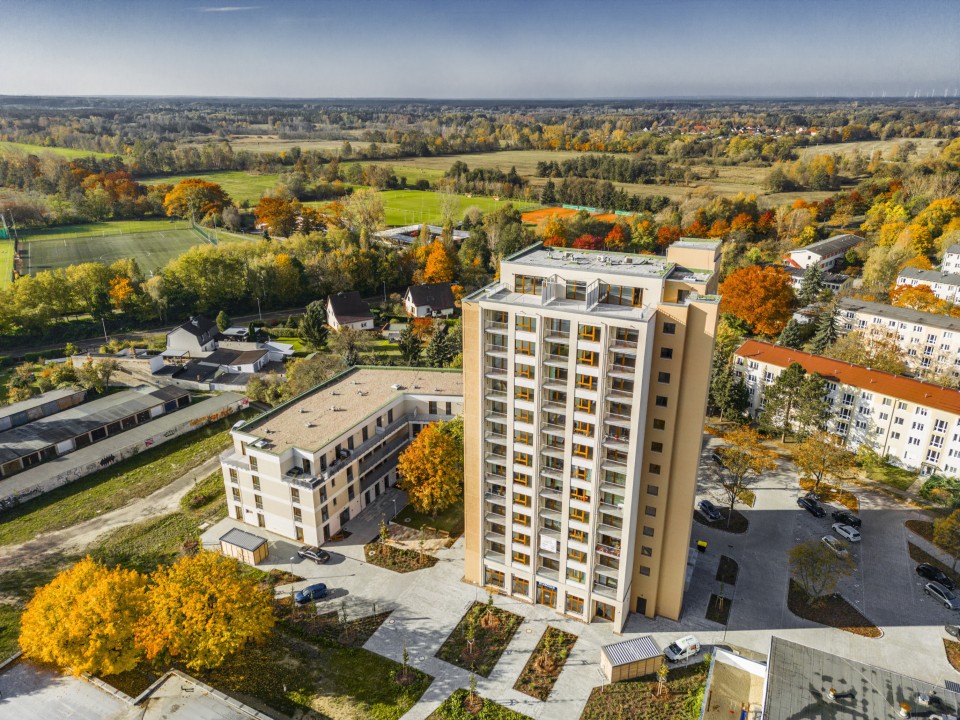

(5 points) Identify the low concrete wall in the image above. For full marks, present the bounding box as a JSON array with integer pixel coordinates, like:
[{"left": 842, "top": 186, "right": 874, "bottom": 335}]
[{"left": 0, "top": 393, "right": 248, "bottom": 507}]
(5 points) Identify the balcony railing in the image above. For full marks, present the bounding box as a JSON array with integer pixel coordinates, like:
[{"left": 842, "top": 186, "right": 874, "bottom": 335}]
[
  {"left": 592, "top": 581, "right": 618, "bottom": 599},
  {"left": 485, "top": 491, "right": 506, "bottom": 505},
  {"left": 610, "top": 338, "right": 639, "bottom": 351},
  {"left": 536, "top": 567, "right": 560, "bottom": 582},
  {"left": 484, "top": 550, "right": 506, "bottom": 564},
  {"left": 484, "top": 321, "right": 508, "bottom": 333},
  {"left": 543, "top": 353, "right": 570, "bottom": 366},
  {"left": 596, "top": 543, "right": 621, "bottom": 558},
  {"left": 540, "top": 466, "right": 564, "bottom": 480},
  {"left": 539, "top": 485, "right": 562, "bottom": 499}
]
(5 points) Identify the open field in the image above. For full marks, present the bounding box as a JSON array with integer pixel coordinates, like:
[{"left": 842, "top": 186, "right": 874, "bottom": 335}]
[
  {"left": 797, "top": 137, "right": 945, "bottom": 160},
  {"left": 140, "top": 170, "right": 280, "bottom": 204},
  {"left": 0, "top": 141, "right": 119, "bottom": 160},
  {"left": 180, "top": 135, "right": 399, "bottom": 155},
  {"left": 20, "top": 220, "right": 207, "bottom": 273},
  {"left": 20, "top": 218, "right": 187, "bottom": 240},
  {"left": 0, "top": 239, "right": 13, "bottom": 287},
  {"left": 379, "top": 189, "right": 538, "bottom": 226}
]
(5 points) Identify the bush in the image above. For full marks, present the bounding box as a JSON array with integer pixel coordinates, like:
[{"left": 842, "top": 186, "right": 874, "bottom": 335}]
[{"left": 920, "top": 475, "right": 960, "bottom": 506}]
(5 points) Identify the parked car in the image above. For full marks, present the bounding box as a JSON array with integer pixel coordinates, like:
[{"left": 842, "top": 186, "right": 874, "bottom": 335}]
[
  {"left": 294, "top": 583, "right": 328, "bottom": 604},
  {"left": 665, "top": 635, "right": 701, "bottom": 663},
  {"left": 831, "top": 509, "right": 862, "bottom": 528},
  {"left": 832, "top": 523, "right": 861, "bottom": 542},
  {"left": 697, "top": 499, "right": 722, "bottom": 522},
  {"left": 297, "top": 546, "right": 330, "bottom": 565},
  {"left": 821, "top": 535, "right": 849, "bottom": 558},
  {"left": 917, "top": 563, "right": 955, "bottom": 590},
  {"left": 797, "top": 497, "right": 825, "bottom": 517},
  {"left": 945, "top": 624, "right": 960, "bottom": 638},
  {"left": 925, "top": 581, "right": 960, "bottom": 610}
]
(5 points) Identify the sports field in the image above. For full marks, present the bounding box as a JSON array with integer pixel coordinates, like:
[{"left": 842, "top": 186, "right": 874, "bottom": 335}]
[
  {"left": 21, "top": 220, "right": 207, "bottom": 274},
  {"left": 0, "top": 239, "right": 14, "bottom": 288},
  {"left": 0, "top": 141, "right": 119, "bottom": 161},
  {"left": 140, "top": 171, "right": 280, "bottom": 204}
]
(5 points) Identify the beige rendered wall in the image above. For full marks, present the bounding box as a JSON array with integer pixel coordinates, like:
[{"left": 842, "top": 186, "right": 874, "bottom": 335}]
[{"left": 462, "top": 301, "right": 483, "bottom": 585}]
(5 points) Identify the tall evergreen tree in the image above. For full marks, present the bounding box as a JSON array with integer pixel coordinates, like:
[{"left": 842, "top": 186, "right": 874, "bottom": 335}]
[
  {"left": 298, "top": 300, "right": 329, "bottom": 351},
  {"left": 798, "top": 263, "right": 824, "bottom": 305},
  {"left": 810, "top": 306, "right": 838, "bottom": 355},
  {"left": 540, "top": 179, "right": 557, "bottom": 204},
  {"left": 397, "top": 325, "right": 422, "bottom": 366},
  {"left": 710, "top": 365, "right": 750, "bottom": 422},
  {"left": 793, "top": 373, "right": 831, "bottom": 439},
  {"left": 761, "top": 363, "right": 830, "bottom": 442},
  {"left": 424, "top": 321, "right": 453, "bottom": 368},
  {"left": 777, "top": 318, "right": 805, "bottom": 349}
]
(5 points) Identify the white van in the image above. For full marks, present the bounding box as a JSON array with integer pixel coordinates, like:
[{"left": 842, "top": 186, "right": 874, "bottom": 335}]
[{"left": 664, "top": 635, "right": 701, "bottom": 663}]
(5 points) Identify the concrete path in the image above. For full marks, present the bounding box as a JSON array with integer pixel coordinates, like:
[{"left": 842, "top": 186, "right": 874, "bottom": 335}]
[{"left": 0, "top": 452, "right": 225, "bottom": 572}]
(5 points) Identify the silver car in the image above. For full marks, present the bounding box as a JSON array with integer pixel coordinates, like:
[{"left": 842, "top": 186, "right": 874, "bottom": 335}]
[{"left": 925, "top": 581, "right": 960, "bottom": 610}]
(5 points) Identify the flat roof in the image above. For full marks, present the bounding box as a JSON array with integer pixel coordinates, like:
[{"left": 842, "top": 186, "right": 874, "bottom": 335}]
[
  {"left": 602, "top": 635, "right": 661, "bottom": 666},
  {"left": 239, "top": 366, "right": 463, "bottom": 453},
  {"left": 0, "top": 386, "right": 190, "bottom": 464},
  {"left": 764, "top": 637, "right": 959, "bottom": 720},
  {"left": 506, "top": 245, "right": 673, "bottom": 280},
  {"left": 735, "top": 339, "right": 960, "bottom": 415},
  {"left": 220, "top": 527, "right": 267, "bottom": 552},
  {"left": 838, "top": 296, "right": 960, "bottom": 332},
  {"left": 670, "top": 237, "right": 722, "bottom": 250}
]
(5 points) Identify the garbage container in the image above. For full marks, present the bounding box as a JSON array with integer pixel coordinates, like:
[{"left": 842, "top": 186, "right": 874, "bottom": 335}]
[{"left": 697, "top": 540, "right": 708, "bottom": 553}]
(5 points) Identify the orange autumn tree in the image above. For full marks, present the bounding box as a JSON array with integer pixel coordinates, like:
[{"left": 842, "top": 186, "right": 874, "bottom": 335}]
[
  {"left": 135, "top": 551, "right": 274, "bottom": 672},
  {"left": 162, "top": 179, "right": 231, "bottom": 220},
  {"left": 719, "top": 265, "right": 795, "bottom": 336},
  {"left": 108, "top": 276, "right": 134, "bottom": 309},
  {"left": 19, "top": 557, "right": 147, "bottom": 676},
  {"left": 397, "top": 417, "right": 464, "bottom": 517},
  {"left": 540, "top": 215, "right": 568, "bottom": 246},
  {"left": 423, "top": 240, "right": 456, "bottom": 283},
  {"left": 890, "top": 283, "right": 949, "bottom": 313},
  {"left": 604, "top": 224, "right": 627, "bottom": 251},
  {"left": 254, "top": 196, "right": 301, "bottom": 237}
]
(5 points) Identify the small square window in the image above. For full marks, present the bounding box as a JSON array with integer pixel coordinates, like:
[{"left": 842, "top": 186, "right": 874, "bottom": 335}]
[
  {"left": 660, "top": 347, "right": 673, "bottom": 359},
  {"left": 639, "top": 566, "right": 651, "bottom": 576},
  {"left": 643, "top": 525, "right": 655, "bottom": 537},
  {"left": 649, "top": 463, "right": 661, "bottom": 475},
  {"left": 650, "top": 441, "right": 663, "bottom": 453},
  {"left": 647, "top": 484, "right": 659, "bottom": 496},
  {"left": 663, "top": 322, "right": 676, "bottom": 335},
  {"left": 641, "top": 545, "right": 653, "bottom": 557},
  {"left": 658, "top": 372, "right": 671, "bottom": 384},
  {"left": 655, "top": 396, "right": 668, "bottom": 407},
  {"left": 645, "top": 505, "right": 657, "bottom": 517},
  {"left": 653, "top": 418, "right": 666, "bottom": 430}
]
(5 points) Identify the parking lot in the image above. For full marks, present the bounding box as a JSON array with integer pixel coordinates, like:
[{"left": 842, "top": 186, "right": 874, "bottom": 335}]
[{"left": 689, "top": 437, "right": 960, "bottom": 683}]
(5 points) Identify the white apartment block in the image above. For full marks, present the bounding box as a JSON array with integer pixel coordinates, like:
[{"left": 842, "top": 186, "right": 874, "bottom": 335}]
[
  {"left": 943, "top": 244, "right": 960, "bottom": 275},
  {"left": 220, "top": 367, "right": 463, "bottom": 545},
  {"left": 896, "top": 267, "right": 960, "bottom": 303},
  {"left": 837, "top": 297, "right": 960, "bottom": 383},
  {"left": 785, "top": 234, "right": 863, "bottom": 271},
  {"left": 734, "top": 340, "right": 960, "bottom": 478},
  {"left": 462, "top": 240, "right": 721, "bottom": 632}
]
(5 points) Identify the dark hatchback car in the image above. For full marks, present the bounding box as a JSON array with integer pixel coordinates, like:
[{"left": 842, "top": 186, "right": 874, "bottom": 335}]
[
  {"left": 918, "top": 563, "right": 955, "bottom": 590},
  {"left": 297, "top": 546, "right": 331, "bottom": 564},
  {"left": 797, "top": 496, "right": 826, "bottom": 517},
  {"left": 697, "top": 499, "right": 722, "bottom": 522},
  {"left": 831, "top": 509, "right": 862, "bottom": 528},
  {"left": 294, "top": 583, "right": 328, "bottom": 604}
]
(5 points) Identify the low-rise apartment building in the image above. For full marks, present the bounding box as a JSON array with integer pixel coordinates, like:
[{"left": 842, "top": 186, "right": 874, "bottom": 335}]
[
  {"left": 942, "top": 243, "right": 960, "bottom": 274},
  {"left": 837, "top": 297, "right": 960, "bottom": 383},
  {"left": 734, "top": 340, "right": 960, "bottom": 477},
  {"left": 462, "top": 240, "right": 721, "bottom": 631},
  {"left": 220, "top": 367, "right": 463, "bottom": 545},
  {"left": 896, "top": 267, "right": 960, "bottom": 303},
  {"left": 784, "top": 234, "right": 862, "bottom": 271}
]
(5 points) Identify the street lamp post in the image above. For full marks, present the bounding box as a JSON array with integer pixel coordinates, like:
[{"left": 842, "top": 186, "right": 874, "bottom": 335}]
[{"left": 392, "top": 498, "right": 398, "bottom": 521}]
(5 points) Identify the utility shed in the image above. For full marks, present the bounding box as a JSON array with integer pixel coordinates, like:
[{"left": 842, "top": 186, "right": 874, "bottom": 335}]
[
  {"left": 601, "top": 635, "right": 662, "bottom": 682},
  {"left": 219, "top": 528, "right": 268, "bottom": 565}
]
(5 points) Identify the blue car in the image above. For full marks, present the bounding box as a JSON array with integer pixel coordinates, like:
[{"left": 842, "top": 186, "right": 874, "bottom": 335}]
[{"left": 295, "top": 583, "right": 328, "bottom": 604}]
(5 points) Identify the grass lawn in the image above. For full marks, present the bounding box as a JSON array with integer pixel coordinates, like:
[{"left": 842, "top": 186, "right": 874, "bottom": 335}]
[
  {"left": 363, "top": 541, "right": 438, "bottom": 573},
  {"left": 375, "top": 190, "right": 539, "bottom": 227},
  {"left": 862, "top": 462, "right": 916, "bottom": 492},
  {"left": 581, "top": 661, "right": 708, "bottom": 720},
  {"left": 436, "top": 601, "right": 522, "bottom": 677},
  {"left": 274, "top": 335, "right": 307, "bottom": 352},
  {"left": 0, "top": 141, "right": 119, "bottom": 160},
  {"left": 427, "top": 689, "right": 530, "bottom": 720},
  {"left": 19, "top": 218, "right": 186, "bottom": 240},
  {"left": 0, "top": 238, "right": 13, "bottom": 288},
  {"left": 0, "top": 605, "right": 21, "bottom": 658},
  {"left": 513, "top": 626, "right": 577, "bottom": 700},
  {"left": 394, "top": 500, "right": 464, "bottom": 539},
  {"left": 0, "top": 411, "right": 252, "bottom": 547},
  {"left": 140, "top": 170, "right": 280, "bottom": 205},
  {"left": 786, "top": 579, "right": 881, "bottom": 638}
]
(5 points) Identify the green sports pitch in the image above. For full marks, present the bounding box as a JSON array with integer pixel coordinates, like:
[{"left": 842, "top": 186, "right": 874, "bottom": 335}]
[{"left": 22, "top": 221, "right": 209, "bottom": 275}]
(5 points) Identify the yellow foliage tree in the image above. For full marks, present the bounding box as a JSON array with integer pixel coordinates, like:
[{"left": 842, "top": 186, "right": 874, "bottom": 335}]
[
  {"left": 108, "top": 276, "right": 134, "bottom": 309},
  {"left": 19, "top": 557, "right": 147, "bottom": 676},
  {"left": 793, "top": 431, "right": 855, "bottom": 493},
  {"left": 397, "top": 417, "right": 464, "bottom": 516},
  {"left": 162, "top": 179, "right": 231, "bottom": 220},
  {"left": 716, "top": 426, "right": 777, "bottom": 521},
  {"left": 135, "top": 551, "right": 274, "bottom": 671},
  {"left": 423, "top": 240, "right": 456, "bottom": 284}
]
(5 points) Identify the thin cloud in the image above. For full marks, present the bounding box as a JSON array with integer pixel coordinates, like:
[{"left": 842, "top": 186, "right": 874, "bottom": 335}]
[{"left": 198, "top": 6, "right": 261, "bottom": 12}]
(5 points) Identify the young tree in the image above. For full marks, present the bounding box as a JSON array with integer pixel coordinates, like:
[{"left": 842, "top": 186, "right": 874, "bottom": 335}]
[
  {"left": 216, "top": 310, "right": 231, "bottom": 332},
  {"left": 715, "top": 426, "right": 777, "bottom": 522},
  {"left": 397, "top": 417, "right": 464, "bottom": 517},
  {"left": 826, "top": 329, "right": 906, "bottom": 375},
  {"left": 934, "top": 510, "right": 960, "bottom": 571},
  {"left": 298, "top": 300, "right": 329, "bottom": 351},
  {"left": 809, "top": 306, "right": 838, "bottom": 354},
  {"left": 135, "top": 551, "right": 274, "bottom": 672},
  {"left": 656, "top": 660, "right": 670, "bottom": 696},
  {"left": 789, "top": 539, "right": 855, "bottom": 605},
  {"left": 19, "top": 557, "right": 147, "bottom": 677},
  {"left": 329, "top": 327, "right": 368, "bottom": 366},
  {"left": 719, "top": 266, "right": 795, "bottom": 336},
  {"left": 798, "top": 263, "right": 824, "bottom": 305},
  {"left": 397, "top": 324, "right": 422, "bottom": 366},
  {"left": 76, "top": 358, "right": 118, "bottom": 393},
  {"left": 761, "top": 363, "right": 829, "bottom": 441},
  {"left": 793, "top": 431, "right": 855, "bottom": 493},
  {"left": 777, "top": 318, "right": 805, "bottom": 350}
]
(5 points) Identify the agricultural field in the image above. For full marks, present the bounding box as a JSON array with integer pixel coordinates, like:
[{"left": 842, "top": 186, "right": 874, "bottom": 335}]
[
  {"left": 179, "top": 135, "right": 399, "bottom": 156},
  {"left": 0, "top": 141, "right": 119, "bottom": 161},
  {"left": 20, "top": 219, "right": 209, "bottom": 274},
  {"left": 140, "top": 170, "right": 280, "bottom": 205},
  {"left": 797, "top": 137, "right": 944, "bottom": 160},
  {"left": 0, "top": 239, "right": 13, "bottom": 288}
]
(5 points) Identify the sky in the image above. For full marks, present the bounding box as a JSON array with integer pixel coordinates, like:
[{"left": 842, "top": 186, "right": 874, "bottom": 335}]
[{"left": 2, "top": 0, "right": 959, "bottom": 99}]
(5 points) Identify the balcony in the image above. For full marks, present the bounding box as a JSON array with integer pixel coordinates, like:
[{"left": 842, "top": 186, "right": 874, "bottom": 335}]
[
  {"left": 610, "top": 338, "right": 639, "bottom": 353},
  {"left": 608, "top": 363, "right": 637, "bottom": 379},
  {"left": 601, "top": 457, "right": 629, "bottom": 473},
  {"left": 539, "top": 485, "right": 562, "bottom": 500},
  {"left": 543, "top": 353, "right": 570, "bottom": 368},
  {"left": 485, "top": 491, "right": 506, "bottom": 506},
  {"left": 484, "top": 367, "right": 508, "bottom": 380},
  {"left": 540, "top": 466, "right": 564, "bottom": 480},
  {"left": 544, "top": 332, "right": 570, "bottom": 343},
  {"left": 542, "top": 397, "right": 567, "bottom": 411},
  {"left": 538, "top": 505, "right": 561, "bottom": 521},
  {"left": 485, "top": 431, "right": 507, "bottom": 444},
  {"left": 541, "top": 446, "right": 565, "bottom": 460},
  {"left": 485, "top": 451, "right": 508, "bottom": 464},
  {"left": 484, "top": 550, "right": 506, "bottom": 564},
  {"left": 486, "top": 388, "right": 508, "bottom": 402},
  {"left": 541, "top": 421, "right": 565, "bottom": 436},
  {"left": 485, "top": 511, "right": 507, "bottom": 524},
  {"left": 542, "top": 378, "right": 567, "bottom": 392},
  {"left": 484, "top": 321, "right": 508, "bottom": 335},
  {"left": 602, "top": 435, "right": 630, "bottom": 452},
  {"left": 603, "top": 412, "right": 632, "bottom": 429},
  {"left": 593, "top": 581, "right": 619, "bottom": 599},
  {"left": 594, "top": 562, "right": 619, "bottom": 578},
  {"left": 539, "top": 526, "right": 561, "bottom": 540},
  {"left": 220, "top": 450, "right": 251, "bottom": 473},
  {"left": 536, "top": 566, "right": 561, "bottom": 583},
  {"left": 599, "top": 520, "right": 623, "bottom": 537},
  {"left": 606, "top": 385, "right": 635, "bottom": 401},
  {"left": 600, "top": 500, "right": 624, "bottom": 517}
]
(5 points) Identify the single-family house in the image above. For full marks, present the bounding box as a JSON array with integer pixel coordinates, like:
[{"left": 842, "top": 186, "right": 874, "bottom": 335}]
[
  {"left": 784, "top": 234, "right": 863, "bottom": 270},
  {"left": 165, "top": 316, "right": 219, "bottom": 356},
  {"left": 403, "top": 282, "right": 457, "bottom": 318},
  {"left": 327, "top": 291, "right": 374, "bottom": 331}
]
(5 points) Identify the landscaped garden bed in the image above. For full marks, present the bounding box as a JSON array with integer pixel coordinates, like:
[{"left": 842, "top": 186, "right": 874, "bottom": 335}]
[
  {"left": 787, "top": 579, "right": 881, "bottom": 638},
  {"left": 513, "top": 626, "right": 577, "bottom": 700},
  {"left": 426, "top": 688, "right": 529, "bottom": 719},
  {"left": 906, "top": 519, "right": 936, "bottom": 544},
  {"left": 580, "top": 661, "right": 708, "bottom": 720},
  {"left": 364, "top": 541, "right": 438, "bottom": 573},
  {"left": 706, "top": 593, "right": 732, "bottom": 625},
  {"left": 436, "top": 599, "right": 522, "bottom": 677},
  {"left": 395, "top": 500, "right": 465, "bottom": 542},
  {"left": 716, "top": 555, "right": 739, "bottom": 585},
  {"left": 800, "top": 478, "right": 859, "bottom": 512},
  {"left": 944, "top": 639, "right": 960, "bottom": 673},
  {"left": 693, "top": 506, "right": 748, "bottom": 533}
]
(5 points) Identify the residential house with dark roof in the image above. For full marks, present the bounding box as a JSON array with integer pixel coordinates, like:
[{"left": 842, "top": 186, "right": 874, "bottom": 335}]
[
  {"left": 165, "top": 315, "right": 219, "bottom": 356},
  {"left": 403, "top": 282, "right": 457, "bottom": 318},
  {"left": 327, "top": 291, "right": 374, "bottom": 331},
  {"left": 734, "top": 339, "right": 960, "bottom": 477},
  {"left": 784, "top": 234, "right": 863, "bottom": 270}
]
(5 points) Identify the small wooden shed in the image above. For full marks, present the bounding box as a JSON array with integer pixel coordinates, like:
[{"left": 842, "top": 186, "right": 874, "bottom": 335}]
[
  {"left": 600, "top": 635, "right": 662, "bottom": 682},
  {"left": 219, "top": 528, "right": 269, "bottom": 566}
]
